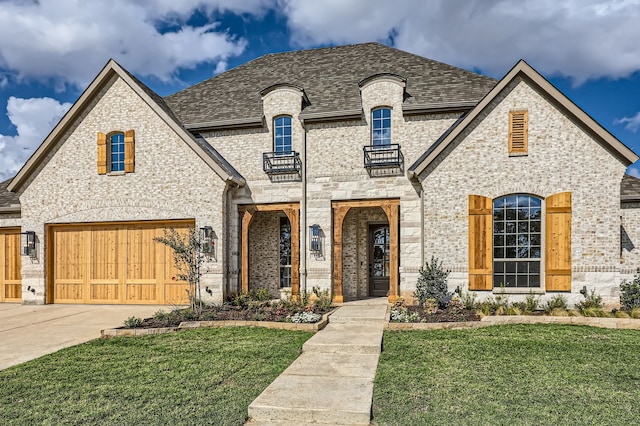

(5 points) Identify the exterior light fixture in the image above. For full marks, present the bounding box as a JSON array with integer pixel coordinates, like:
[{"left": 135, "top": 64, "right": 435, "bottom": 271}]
[
  {"left": 309, "top": 224, "right": 322, "bottom": 254},
  {"left": 21, "top": 231, "right": 36, "bottom": 257},
  {"left": 199, "top": 226, "right": 217, "bottom": 259}
]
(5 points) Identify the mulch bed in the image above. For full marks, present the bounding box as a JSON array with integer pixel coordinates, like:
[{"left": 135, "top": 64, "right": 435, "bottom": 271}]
[{"left": 405, "top": 306, "right": 480, "bottom": 323}]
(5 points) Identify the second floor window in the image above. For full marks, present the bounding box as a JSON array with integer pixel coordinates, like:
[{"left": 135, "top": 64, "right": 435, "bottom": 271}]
[
  {"left": 372, "top": 107, "right": 391, "bottom": 146},
  {"left": 110, "top": 133, "right": 125, "bottom": 172},
  {"left": 274, "top": 116, "right": 292, "bottom": 154}
]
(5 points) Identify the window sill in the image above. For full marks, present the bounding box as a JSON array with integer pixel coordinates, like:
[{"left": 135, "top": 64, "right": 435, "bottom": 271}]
[
  {"left": 107, "top": 171, "right": 126, "bottom": 176},
  {"left": 508, "top": 152, "right": 528, "bottom": 157},
  {"left": 493, "top": 287, "right": 545, "bottom": 295}
]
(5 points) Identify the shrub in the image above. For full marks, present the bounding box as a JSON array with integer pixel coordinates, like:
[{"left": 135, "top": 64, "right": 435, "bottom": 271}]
[
  {"left": 414, "top": 256, "right": 451, "bottom": 308},
  {"left": 544, "top": 295, "right": 568, "bottom": 314},
  {"left": 461, "top": 291, "right": 477, "bottom": 310},
  {"left": 576, "top": 288, "right": 604, "bottom": 313},
  {"left": 390, "top": 305, "right": 420, "bottom": 323},
  {"left": 287, "top": 311, "right": 322, "bottom": 323},
  {"left": 123, "top": 316, "right": 143, "bottom": 328},
  {"left": 620, "top": 270, "right": 640, "bottom": 312},
  {"left": 524, "top": 293, "right": 540, "bottom": 313}
]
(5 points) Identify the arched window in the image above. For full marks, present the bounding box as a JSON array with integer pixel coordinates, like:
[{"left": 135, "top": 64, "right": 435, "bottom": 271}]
[
  {"left": 371, "top": 107, "right": 391, "bottom": 146},
  {"left": 109, "top": 132, "right": 125, "bottom": 172},
  {"left": 273, "top": 116, "right": 292, "bottom": 154},
  {"left": 493, "top": 195, "right": 542, "bottom": 288}
]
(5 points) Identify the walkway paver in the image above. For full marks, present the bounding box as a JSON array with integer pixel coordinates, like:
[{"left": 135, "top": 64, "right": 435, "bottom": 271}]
[
  {"left": 248, "top": 299, "right": 388, "bottom": 425},
  {"left": 0, "top": 304, "right": 166, "bottom": 370}
]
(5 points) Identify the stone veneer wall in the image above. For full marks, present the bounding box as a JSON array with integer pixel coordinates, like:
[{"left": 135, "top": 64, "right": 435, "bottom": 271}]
[
  {"left": 419, "top": 77, "right": 627, "bottom": 306},
  {"left": 17, "top": 75, "right": 228, "bottom": 304},
  {"left": 248, "top": 211, "right": 281, "bottom": 298},
  {"left": 621, "top": 202, "right": 640, "bottom": 283},
  {"left": 0, "top": 214, "right": 21, "bottom": 228}
]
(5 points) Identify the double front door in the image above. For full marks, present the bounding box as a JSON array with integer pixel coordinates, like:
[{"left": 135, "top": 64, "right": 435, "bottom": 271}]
[{"left": 368, "top": 224, "right": 390, "bottom": 297}]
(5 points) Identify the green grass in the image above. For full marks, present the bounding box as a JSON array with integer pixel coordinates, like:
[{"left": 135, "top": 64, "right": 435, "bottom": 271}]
[
  {"left": 373, "top": 324, "right": 640, "bottom": 425},
  {"left": 0, "top": 327, "right": 311, "bottom": 426}
]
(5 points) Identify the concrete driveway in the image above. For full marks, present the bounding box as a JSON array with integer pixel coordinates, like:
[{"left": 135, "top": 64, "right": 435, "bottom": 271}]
[{"left": 0, "top": 303, "right": 167, "bottom": 370}]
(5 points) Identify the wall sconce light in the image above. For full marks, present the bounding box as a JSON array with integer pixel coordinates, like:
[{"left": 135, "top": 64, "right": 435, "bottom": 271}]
[
  {"left": 199, "top": 226, "right": 217, "bottom": 260},
  {"left": 21, "top": 231, "right": 36, "bottom": 258},
  {"left": 309, "top": 224, "right": 322, "bottom": 255}
]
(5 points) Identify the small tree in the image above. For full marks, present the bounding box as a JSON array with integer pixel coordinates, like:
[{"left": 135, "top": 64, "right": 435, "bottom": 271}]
[
  {"left": 154, "top": 227, "right": 204, "bottom": 314},
  {"left": 620, "top": 269, "right": 640, "bottom": 312},
  {"left": 414, "top": 256, "right": 451, "bottom": 308}
]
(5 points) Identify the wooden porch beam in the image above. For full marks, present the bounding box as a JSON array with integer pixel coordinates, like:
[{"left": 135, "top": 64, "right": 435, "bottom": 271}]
[
  {"left": 284, "top": 207, "right": 300, "bottom": 302},
  {"left": 240, "top": 209, "right": 255, "bottom": 293},
  {"left": 382, "top": 202, "right": 399, "bottom": 303},
  {"left": 332, "top": 205, "right": 351, "bottom": 303}
]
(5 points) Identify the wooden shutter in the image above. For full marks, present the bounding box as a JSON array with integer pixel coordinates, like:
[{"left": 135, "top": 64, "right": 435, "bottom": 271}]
[
  {"left": 508, "top": 110, "right": 528, "bottom": 154},
  {"left": 468, "top": 195, "right": 493, "bottom": 290},
  {"left": 97, "top": 132, "right": 107, "bottom": 175},
  {"left": 545, "top": 192, "right": 571, "bottom": 291},
  {"left": 124, "top": 129, "right": 135, "bottom": 173}
]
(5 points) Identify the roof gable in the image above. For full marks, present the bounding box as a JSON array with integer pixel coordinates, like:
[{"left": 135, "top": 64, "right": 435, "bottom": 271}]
[
  {"left": 8, "top": 60, "right": 244, "bottom": 192},
  {"left": 408, "top": 60, "right": 639, "bottom": 178},
  {"left": 165, "top": 42, "right": 497, "bottom": 127}
]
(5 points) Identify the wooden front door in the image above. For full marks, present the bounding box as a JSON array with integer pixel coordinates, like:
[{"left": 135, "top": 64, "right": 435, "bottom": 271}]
[
  {"left": 369, "top": 224, "right": 390, "bottom": 297},
  {"left": 0, "top": 228, "right": 21, "bottom": 302}
]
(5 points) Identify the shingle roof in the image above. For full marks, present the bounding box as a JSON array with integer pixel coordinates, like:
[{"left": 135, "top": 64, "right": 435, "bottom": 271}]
[
  {"left": 165, "top": 42, "right": 497, "bottom": 126},
  {"left": 622, "top": 174, "right": 640, "bottom": 201},
  {"left": 0, "top": 178, "right": 19, "bottom": 209}
]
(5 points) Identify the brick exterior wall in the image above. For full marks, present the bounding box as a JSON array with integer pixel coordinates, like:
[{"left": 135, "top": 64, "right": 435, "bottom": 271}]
[
  {"left": 418, "top": 77, "right": 628, "bottom": 306},
  {"left": 17, "top": 75, "right": 228, "bottom": 304},
  {"left": 248, "top": 211, "right": 281, "bottom": 298}
]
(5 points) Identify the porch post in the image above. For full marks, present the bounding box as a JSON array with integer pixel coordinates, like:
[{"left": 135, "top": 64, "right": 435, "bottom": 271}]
[
  {"left": 241, "top": 209, "right": 255, "bottom": 294},
  {"left": 284, "top": 207, "right": 300, "bottom": 302},
  {"left": 382, "top": 202, "right": 399, "bottom": 303},
  {"left": 332, "top": 205, "right": 351, "bottom": 303}
]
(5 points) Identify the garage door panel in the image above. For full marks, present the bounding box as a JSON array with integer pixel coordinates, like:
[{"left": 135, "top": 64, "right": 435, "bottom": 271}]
[
  {"left": 1, "top": 229, "right": 22, "bottom": 302},
  {"left": 51, "top": 221, "right": 193, "bottom": 304}
]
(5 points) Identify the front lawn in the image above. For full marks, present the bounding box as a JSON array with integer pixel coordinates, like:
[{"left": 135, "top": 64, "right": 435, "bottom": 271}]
[
  {"left": 373, "top": 324, "right": 640, "bottom": 425},
  {"left": 0, "top": 328, "right": 311, "bottom": 426}
]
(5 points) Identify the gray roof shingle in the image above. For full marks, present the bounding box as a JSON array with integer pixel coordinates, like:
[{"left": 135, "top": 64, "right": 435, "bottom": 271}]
[
  {"left": 165, "top": 42, "right": 497, "bottom": 126},
  {"left": 622, "top": 174, "right": 640, "bottom": 201},
  {"left": 0, "top": 178, "right": 19, "bottom": 209}
]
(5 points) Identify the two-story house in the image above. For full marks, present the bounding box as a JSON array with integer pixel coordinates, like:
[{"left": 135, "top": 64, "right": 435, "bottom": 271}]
[{"left": 1, "top": 43, "right": 639, "bottom": 307}]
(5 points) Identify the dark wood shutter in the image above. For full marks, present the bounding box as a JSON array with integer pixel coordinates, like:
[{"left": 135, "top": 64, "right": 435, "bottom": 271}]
[
  {"left": 468, "top": 195, "right": 493, "bottom": 290},
  {"left": 509, "top": 110, "right": 528, "bottom": 153},
  {"left": 545, "top": 192, "right": 572, "bottom": 291},
  {"left": 124, "top": 130, "right": 135, "bottom": 173},
  {"left": 97, "top": 132, "right": 107, "bottom": 175}
]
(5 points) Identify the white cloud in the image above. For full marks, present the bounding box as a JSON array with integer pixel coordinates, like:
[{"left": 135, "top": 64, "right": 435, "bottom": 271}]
[
  {"left": 281, "top": 0, "right": 640, "bottom": 83},
  {"left": 0, "top": 96, "right": 71, "bottom": 180},
  {"left": 615, "top": 111, "right": 640, "bottom": 132},
  {"left": 0, "top": 0, "right": 273, "bottom": 88},
  {"left": 627, "top": 164, "right": 640, "bottom": 178}
]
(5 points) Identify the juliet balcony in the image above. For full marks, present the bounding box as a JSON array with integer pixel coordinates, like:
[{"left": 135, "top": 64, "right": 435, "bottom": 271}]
[
  {"left": 263, "top": 151, "right": 302, "bottom": 181},
  {"left": 363, "top": 144, "right": 404, "bottom": 176}
]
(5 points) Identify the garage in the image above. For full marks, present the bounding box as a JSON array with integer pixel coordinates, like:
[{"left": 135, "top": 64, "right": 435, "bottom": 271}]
[
  {"left": 47, "top": 220, "right": 193, "bottom": 305},
  {"left": 0, "top": 228, "right": 21, "bottom": 303}
]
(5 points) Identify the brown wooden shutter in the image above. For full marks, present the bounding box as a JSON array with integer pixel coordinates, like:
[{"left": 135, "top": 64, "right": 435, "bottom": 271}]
[
  {"left": 124, "top": 129, "right": 135, "bottom": 173},
  {"left": 545, "top": 192, "right": 571, "bottom": 291},
  {"left": 97, "top": 132, "right": 107, "bottom": 175},
  {"left": 468, "top": 195, "right": 493, "bottom": 290},
  {"left": 508, "top": 110, "right": 528, "bottom": 153}
]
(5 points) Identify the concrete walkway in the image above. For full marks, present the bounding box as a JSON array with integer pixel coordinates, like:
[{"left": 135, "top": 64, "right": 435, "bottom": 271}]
[
  {"left": 248, "top": 299, "right": 389, "bottom": 425},
  {"left": 0, "top": 304, "right": 166, "bottom": 370}
]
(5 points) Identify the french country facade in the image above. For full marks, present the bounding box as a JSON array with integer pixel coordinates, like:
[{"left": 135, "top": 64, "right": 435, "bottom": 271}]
[{"left": 1, "top": 43, "right": 639, "bottom": 307}]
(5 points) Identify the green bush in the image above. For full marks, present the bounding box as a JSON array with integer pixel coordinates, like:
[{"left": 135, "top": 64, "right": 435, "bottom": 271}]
[
  {"left": 123, "top": 316, "right": 143, "bottom": 328},
  {"left": 576, "top": 288, "right": 604, "bottom": 313},
  {"left": 544, "top": 295, "right": 568, "bottom": 314},
  {"left": 620, "top": 270, "right": 640, "bottom": 312},
  {"left": 414, "top": 256, "right": 451, "bottom": 308}
]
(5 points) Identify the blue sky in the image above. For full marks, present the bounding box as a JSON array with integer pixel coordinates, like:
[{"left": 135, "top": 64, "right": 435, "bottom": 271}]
[{"left": 1, "top": 0, "right": 640, "bottom": 180}]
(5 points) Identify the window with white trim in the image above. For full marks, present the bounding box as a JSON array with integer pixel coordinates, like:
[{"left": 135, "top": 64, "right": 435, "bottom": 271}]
[{"left": 371, "top": 107, "right": 391, "bottom": 146}]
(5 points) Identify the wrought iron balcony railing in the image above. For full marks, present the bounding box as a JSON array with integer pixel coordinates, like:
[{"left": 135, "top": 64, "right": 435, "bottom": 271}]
[
  {"left": 363, "top": 144, "right": 404, "bottom": 172},
  {"left": 263, "top": 151, "right": 302, "bottom": 175}
]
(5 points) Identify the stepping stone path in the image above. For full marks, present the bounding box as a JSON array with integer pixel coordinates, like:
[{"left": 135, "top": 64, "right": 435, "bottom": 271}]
[{"left": 248, "top": 299, "right": 389, "bottom": 425}]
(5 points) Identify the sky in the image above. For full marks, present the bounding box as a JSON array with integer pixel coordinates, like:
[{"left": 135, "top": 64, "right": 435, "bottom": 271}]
[{"left": 1, "top": 0, "right": 640, "bottom": 181}]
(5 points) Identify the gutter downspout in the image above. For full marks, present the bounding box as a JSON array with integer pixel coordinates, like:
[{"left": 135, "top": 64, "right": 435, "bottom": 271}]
[
  {"left": 420, "top": 186, "right": 425, "bottom": 267},
  {"left": 300, "top": 118, "right": 307, "bottom": 295}
]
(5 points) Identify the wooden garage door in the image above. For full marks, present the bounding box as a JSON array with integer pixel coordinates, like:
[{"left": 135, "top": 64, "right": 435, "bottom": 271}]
[
  {"left": 49, "top": 221, "right": 193, "bottom": 304},
  {"left": 0, "top": 228, "right": 21, "bottom": 303}
]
